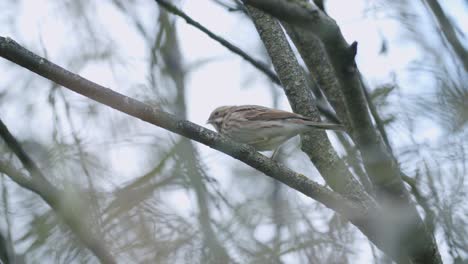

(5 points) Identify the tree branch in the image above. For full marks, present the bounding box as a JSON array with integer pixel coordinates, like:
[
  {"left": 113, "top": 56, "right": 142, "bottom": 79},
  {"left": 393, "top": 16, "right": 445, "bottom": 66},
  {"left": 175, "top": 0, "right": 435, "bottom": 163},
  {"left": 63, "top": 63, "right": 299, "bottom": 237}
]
[
  {"left": 423, "top": 0, "right": 468, "bottom": 71},
  {"left": 402, "top": 174, "right": 436, "bottom": 234},
  {"left": 313, "top": 0, "right": 326, "bottom": 14},
  {"left": 241, "top": 1, "right": 442, "bottom": 263},
  {"left": 155, "top": 0, "right": 340, "bottom": 123},
  {"left": 1, "top": 34, "right": 445, "bottom": 264},
  {"left": 0, "top": 118, "right": 50, "bottom": 185},
  {"left": 335, "top": 132, "right": 374, "bottom": 195},
  {"left": 282, "top": 24, "right": 353, "bottom": 131},
  {"left": 245, "top": 6, "right": 372, "bottom": 204},
  {"left": 361, "top": 79, "right": 393, "bottom": 154},
  {"left": 154, "top": 0, "right": 281, "bottom": 85},
  {"left": 0, "top": 36, "right": 362, "bottom": 224},
  {"left": 0, "top": 118, "right": 116, "bottom": 264},
  {"left": 243, "top": 0, "right": 320, "bottom": 25}
]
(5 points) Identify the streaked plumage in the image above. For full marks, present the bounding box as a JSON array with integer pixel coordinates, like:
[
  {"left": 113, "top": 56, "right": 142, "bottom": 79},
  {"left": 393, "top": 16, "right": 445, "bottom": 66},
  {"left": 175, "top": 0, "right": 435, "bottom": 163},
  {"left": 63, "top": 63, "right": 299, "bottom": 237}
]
[{"left": 207, "top": 105, "right": 344, "bottom": 151}]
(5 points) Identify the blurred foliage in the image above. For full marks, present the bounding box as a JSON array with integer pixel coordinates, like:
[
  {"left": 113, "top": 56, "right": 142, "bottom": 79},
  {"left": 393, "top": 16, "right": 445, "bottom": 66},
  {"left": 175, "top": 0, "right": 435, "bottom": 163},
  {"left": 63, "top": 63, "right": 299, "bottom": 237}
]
[
  {"left": 0, "top": 0, "right": 466, "bottom": 263},
  {"left": 369, "top": 83, "right": 397, "bottom": 126}
]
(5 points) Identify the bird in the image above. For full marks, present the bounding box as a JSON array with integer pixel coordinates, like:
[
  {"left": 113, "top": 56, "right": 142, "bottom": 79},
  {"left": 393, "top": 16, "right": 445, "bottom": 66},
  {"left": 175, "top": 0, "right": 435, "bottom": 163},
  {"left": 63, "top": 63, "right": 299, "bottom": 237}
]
[{"left": 207, "top": 105, "right": 344, "bottom": 152}]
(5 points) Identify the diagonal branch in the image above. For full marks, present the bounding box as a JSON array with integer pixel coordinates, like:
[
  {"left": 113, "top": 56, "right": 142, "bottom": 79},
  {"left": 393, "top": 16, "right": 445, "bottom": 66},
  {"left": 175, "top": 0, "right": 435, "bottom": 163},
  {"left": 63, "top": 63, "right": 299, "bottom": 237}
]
[
  {"left": 0, "top": 160, "right": 39, "bottom": 205},
  {"left": 0, "top": 36, "right": 362, "bottom": 223},
  {"left": 422, "top": 0, "right": 468, "bottom": 71},
  {"left": 361, "top": 79, "right": 393, "bottom": 154},
  {"left": 245, "top": 6, "right": 372, "bottom": 203},
  {"left": 282, "top": 25, "right": 352, "bottom": 131},
  {"left": 155, "top": 0, "right": 341, "bottom": 123},
  {"left": 0, "top": 118, "right": 50, "bottom": 185},
  {"left": 154, "top": 0, "right": 281, "bottom": 84},
  {"left": 241, "top": 1, "right": 442, "bottom": 263},
  {"left": 1, "top": 35, "right": 440, "bottom": 264}
]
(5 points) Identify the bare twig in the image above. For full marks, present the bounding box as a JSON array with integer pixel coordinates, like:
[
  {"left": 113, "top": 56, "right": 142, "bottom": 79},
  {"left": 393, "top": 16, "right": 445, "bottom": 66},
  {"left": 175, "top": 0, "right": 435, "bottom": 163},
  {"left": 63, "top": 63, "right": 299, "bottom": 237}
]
[
  {"left": 156, "top": 0, "right": 340, "bottom": 122},
  {"left": 361, "top": 79, "right": 393, "bottom": 154},
  {"left": 154, "top": 0, "right": 281, "bottom": 84},
  {"left": 401, "top": 174, "right": 436, "bottom": 234},
  {"left": 335, "top": 132, "right": 373, "bottom": 195}
]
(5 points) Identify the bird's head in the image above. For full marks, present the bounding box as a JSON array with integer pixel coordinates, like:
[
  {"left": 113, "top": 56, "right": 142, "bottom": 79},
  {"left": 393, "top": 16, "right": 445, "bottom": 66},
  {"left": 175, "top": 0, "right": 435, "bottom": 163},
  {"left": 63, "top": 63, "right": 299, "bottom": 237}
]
[{"left": 207, "top": 106, "right": 233, "bottom": 132}]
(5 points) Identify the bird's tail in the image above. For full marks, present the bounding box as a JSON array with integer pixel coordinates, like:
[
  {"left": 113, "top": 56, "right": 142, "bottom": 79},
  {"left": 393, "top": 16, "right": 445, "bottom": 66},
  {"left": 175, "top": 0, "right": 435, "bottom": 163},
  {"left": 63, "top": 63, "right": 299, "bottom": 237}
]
[{"left": 305, "top": 121, "right": 345, "bottom": 131}]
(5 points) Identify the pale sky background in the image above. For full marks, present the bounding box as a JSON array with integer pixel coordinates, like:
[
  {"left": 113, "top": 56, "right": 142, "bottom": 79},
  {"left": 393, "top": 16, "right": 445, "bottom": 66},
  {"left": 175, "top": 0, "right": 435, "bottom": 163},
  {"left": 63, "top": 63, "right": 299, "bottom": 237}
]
[{"left": 0, "top": 0, "right": 466, "bottom": 262}]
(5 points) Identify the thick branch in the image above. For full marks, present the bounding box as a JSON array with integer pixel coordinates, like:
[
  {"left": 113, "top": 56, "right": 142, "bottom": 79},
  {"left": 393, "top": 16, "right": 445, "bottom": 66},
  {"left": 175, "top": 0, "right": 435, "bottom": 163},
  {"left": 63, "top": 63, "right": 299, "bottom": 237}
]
[
  {"left": 243, "top": 0, "right": 319, "bottom": 25},
  {"left": 246, "top": 6, "right": 372, "bottom": 204},
  {"left": 2, "top": 35, "right": 445, "bottom": 263},
  {"left": 283, "top": 25, "right": 352, "bottom": 131},
  {"left": 0, "top": 36, "right": 362, "bottom": 223},
  {"left": 313, "top": 0, "right": 326, "bottom": 14},
  {"left": 243, "top": 0, "right": 341, "bottom": 45},
  {"left": 242, "top": 1, "right": 442, "bottom": 263}
]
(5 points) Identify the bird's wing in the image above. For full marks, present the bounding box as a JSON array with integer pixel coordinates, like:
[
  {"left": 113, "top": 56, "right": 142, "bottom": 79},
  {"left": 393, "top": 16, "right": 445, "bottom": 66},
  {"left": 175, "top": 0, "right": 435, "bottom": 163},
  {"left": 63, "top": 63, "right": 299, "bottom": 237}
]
[{"left": 243, "top": 107, "right": 311, "bottom": 121}]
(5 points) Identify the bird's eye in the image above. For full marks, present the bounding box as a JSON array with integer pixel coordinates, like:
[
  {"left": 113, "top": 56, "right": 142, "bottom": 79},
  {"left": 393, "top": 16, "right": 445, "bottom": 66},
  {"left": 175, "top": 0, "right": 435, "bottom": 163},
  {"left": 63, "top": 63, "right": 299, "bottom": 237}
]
[{"left": 214, "top": 112, "right": 219, "bottom": 116}]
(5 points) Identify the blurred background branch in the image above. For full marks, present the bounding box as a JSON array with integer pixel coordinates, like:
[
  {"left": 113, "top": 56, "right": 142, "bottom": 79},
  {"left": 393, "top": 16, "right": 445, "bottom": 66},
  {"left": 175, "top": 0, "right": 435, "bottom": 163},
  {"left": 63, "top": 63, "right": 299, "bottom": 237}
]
[
  {"left": 0, "top": 0, "right": 465, "bottom": 263},
  {"left": 0, "top": 118, "right": 116, "bottom": 263}
]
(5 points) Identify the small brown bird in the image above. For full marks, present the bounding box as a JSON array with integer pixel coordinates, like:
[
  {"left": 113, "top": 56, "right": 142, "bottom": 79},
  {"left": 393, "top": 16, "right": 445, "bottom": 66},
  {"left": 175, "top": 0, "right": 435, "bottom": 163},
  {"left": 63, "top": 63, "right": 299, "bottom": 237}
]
[{"left": 207, "top": 105, "right": 344, "bottom": 151}]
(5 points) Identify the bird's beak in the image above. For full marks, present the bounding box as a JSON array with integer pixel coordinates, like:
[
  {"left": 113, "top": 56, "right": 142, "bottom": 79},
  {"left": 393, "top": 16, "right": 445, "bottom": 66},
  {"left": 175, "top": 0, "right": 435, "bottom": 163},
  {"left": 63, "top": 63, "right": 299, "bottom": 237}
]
[{"left": 206, "top": 120, "right": 212, "bottom": 125}]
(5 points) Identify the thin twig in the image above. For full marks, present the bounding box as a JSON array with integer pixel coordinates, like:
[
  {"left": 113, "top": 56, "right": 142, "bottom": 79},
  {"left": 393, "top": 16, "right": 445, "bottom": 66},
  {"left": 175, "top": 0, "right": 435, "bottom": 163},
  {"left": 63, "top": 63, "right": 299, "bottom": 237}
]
[
  {"left": 361, "top": 79, "right": 393, "bottom": 154},
  {"left": 401, "top": 174, "right": 436, "bottom": 234},
  {"left": 156, "top": 0, "right": 340, "bottom": 122},
  {"left": 154, "top": 0, "right": 281, "bottom": 84}
]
